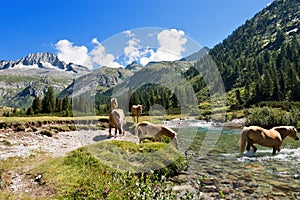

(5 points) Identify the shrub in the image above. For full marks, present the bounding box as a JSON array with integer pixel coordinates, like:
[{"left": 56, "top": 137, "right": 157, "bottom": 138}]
[
  {"left": 245, "top": 106, "right": 298, "bottom": 128},
  {"left": 14, "top": 124, "right": 26, "bottom": 132},
  {"left": 39, "top": 129, "right": 55, "bottom": 137}
]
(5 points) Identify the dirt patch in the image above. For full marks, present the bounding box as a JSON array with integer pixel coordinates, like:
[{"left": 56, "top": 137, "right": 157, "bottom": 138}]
[
  {"left": 1, "top": 170, "right": 56, "bottom": 199},
  {"left": 0, "top": 129, "right": 138, "bottom": 159}
]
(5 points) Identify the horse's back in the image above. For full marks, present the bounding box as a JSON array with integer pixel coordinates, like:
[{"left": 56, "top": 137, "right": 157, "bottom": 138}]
[
  {"left": 110, "top": 109, "right": 125, "bottom": 124},
  {"left": 131, "top": 105, "right": 142, "bottom": 113},
  {"left": 136, "top": 121, "right": 160, "bottom": 136}
]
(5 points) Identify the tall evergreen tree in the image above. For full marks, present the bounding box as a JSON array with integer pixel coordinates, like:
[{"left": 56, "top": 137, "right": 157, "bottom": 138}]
[
  {"left": 32, "top": 97, "right": 42, "bottom": 114},
  {"left": 42, "top": 86, "right": 55, "bottom": 113}
]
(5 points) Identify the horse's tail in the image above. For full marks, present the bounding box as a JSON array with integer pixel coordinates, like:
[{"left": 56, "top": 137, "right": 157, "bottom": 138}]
[{"left": 239, "top": 128, "right": 248, "bottom": 154}]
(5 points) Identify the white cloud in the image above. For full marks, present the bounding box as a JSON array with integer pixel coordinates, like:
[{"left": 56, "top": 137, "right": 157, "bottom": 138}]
[
  {"left": 138, "top": 29, "right": 187, "bottom": 65},
  {"left": 90, "top": 38, "right": 123, "bottom": 68},
  {"left": 153, "top": 29, "right": 187, "bottom": 60},
  {"left": 123, "top": 30, "right": 135, "bottom": 37},
  {"left": 55, "top": 38, "right": 123, "bottom": 69},
  {"left": 55, "top": 39, "right": 92, "bottom": 69},
  {"left": 55, "top": 29, "right": 188, "bottom": 69},
  {"left": 123, "top": 38, "right": 141, "bottom": 64}
]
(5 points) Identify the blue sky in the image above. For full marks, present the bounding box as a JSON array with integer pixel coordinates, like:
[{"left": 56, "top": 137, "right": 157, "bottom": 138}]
[{"left": 0, "top": 0, "right": 272, "bottom": 66}]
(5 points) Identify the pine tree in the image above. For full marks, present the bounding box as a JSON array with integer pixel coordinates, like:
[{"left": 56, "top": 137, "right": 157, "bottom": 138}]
[
  {"left": 42, "top": 86, "right": 55, "bottom": 113},
  {"left": 62, "top": 96, "right": 70, "bottom": 112},
  {"left": 32, "top": 97, "right": 42, "bottom": 114}
]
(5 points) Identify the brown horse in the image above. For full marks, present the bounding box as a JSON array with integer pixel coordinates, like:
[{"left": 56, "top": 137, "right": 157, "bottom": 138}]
[
  {"left": 131, "top": 104, "right": 143, "bottom": 123},
  {"left": 110, "top": 98, "right": 118, "bottom": 112},
  {"left": 109, "top": 109, "right": 126, "bottom": 137},
  {"left": 240, "top": 126, "right": 299, "bottom": 155},
  {"left": 134, "top": 121, "right": 179, "bottom": 149}
]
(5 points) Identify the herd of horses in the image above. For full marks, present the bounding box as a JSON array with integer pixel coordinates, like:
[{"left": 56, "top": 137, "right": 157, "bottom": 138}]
[
  {"left": 107, "top": 98, "right": 299, "bottom": 154},
  {"left": 108, "top": 98, "right": 179, "bottom": 149}
]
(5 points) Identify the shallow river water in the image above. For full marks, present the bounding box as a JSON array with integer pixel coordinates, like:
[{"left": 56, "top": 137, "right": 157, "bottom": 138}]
[{"left": 172, "top": 125, "right": 300, "bottom": 199}]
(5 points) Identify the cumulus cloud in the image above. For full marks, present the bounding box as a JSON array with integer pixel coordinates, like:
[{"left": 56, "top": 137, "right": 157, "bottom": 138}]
[
  {"left": 55, "top": 29, "right": 188, "bottom": 69},
  {"left": 55, "top": 39, "right": 92, "bottom": 68},
  {"left": 123, "top": 38, "right": 141, "bottom": 64},
  {"left": 55, "top": 38, "right": 123, "bottom": 69},
  {"left": 138, "top": 29, "right": 187, "bottom": 65},
  {"left": 90, "top": 38, "right": 122, "bottom": 68}
]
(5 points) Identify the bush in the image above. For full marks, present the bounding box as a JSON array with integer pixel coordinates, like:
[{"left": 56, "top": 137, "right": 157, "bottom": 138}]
[
  {"left": 245, "top": 106, "right": 298, "bottom": 128},
  {"left": 39, "top": 129, "right": 55, "bottom": 137},
  {"left": 14, "top": 124, "right": 26, "bottom": 132}
]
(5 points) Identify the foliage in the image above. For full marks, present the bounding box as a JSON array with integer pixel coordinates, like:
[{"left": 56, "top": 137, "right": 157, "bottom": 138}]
[
  {"left": 24, "top": 86, "right": 71, "bottom": 117},
  {"left": 245, "top": 106, "right": 298, "bottom": 128},
  {"left": 207, "top": 0, "right": 300, "bottom": 107}
]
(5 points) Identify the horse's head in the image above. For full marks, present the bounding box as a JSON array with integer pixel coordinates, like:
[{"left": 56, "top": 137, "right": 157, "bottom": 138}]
[{"left": 289, "top": 127, "right": 299, "bottom": 141}]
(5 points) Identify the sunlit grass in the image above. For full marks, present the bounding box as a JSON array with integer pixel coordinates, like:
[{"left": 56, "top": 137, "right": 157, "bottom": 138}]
[{"left": 0, "top": 141, "right": 184, "bottom": 199}]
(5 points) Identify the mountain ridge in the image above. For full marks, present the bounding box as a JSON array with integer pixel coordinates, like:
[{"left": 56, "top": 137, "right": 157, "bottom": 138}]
[{"left": 0, "top": 52, "right": 90, "bottom": 74}]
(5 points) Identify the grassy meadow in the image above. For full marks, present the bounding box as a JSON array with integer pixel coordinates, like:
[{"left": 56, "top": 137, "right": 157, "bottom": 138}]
[{"left": 0, "top": 141, "right": 184, "bottom": 200}]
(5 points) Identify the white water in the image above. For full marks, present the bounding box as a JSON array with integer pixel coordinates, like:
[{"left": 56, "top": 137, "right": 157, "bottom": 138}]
[{"left": 232, "top": 148, "right": 300, "bottom": 163}]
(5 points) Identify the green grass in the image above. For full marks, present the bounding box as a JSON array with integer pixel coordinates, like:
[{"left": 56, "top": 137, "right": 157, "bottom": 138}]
[{"left": 0, "top": 141, "right": 184, "bottom": 200}]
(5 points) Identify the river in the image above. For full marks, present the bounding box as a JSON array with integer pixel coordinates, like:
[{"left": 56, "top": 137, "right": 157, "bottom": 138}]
[{"left": 169, "top": 122, "right": 300, "bottom": 199}]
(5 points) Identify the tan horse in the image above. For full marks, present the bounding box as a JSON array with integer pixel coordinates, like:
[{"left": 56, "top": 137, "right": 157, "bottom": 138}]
[
  {"left": 109, "top": 109, "right": 126, "bottom": 137},
  {"left": 134, "top": 121, "right": 179, "bottom": 149},
  {"left": 131, "top": 104, "right": 143, "bottom": 123},
  {"left": 240, "top": 126, "right": 299, "bottom": 154},
  {"left": 110, "top": 98, "right": 118, "bottom": 112}
]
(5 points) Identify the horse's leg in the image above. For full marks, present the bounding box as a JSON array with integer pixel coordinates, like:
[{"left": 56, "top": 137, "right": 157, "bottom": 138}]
[
  {"left": 119, "top": 127, "right": 123, "bottom": 135},
  {"left": 246, "top": 142, "right": 251, "bottom": 151},
  {"left": 114, "top": 127, "right": 117, "bottom": 138},
  {"left": 273, "top": 146, "right": 280, "bottom": 154},
  {"left": 251, "top": 145, "right": 257, "bottom": 153},
  {"left": 137, "top": 115, "right": 139, "bottom": 123},
  {"left": 272, "top": 147, "right": 276, "bottom": 154},
  {"left": 109, "top": 125, "right": 112, "bottom": 137}
]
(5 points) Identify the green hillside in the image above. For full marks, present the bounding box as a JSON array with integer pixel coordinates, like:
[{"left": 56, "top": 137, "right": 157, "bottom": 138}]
[{"left": 208, "top": 0, "right": 300, "bottom": 105}]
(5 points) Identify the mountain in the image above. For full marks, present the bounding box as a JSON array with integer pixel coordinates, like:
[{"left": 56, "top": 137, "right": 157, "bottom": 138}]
[
  {"left": 2, "top": 0, "right": 300, "bottom": 111},
  {"left": 0, "top": 52, "right": 90, "bottom": 74},
  {"left": 125, "top": 61, "right": 143, "bottom": 72},
  {"left": 0, "top": 52, "right": 91, "bottom": 107},
  {"left": 203, "top": 0, "right": 300, "bottom": 105},
  {"left": 181, "top": 47, "right": 210, "bottom": 62},
  {"left": 58, "top": 67, "right": 133, "bottom": 99}
]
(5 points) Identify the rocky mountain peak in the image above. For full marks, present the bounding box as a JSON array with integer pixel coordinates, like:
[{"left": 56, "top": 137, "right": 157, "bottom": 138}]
[{"left": 0, "top": 52, "right": 90, "bottom": 74}]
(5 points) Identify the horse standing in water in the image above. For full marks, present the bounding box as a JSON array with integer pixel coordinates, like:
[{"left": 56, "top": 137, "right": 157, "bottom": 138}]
[
  {"left": 134, "top": 121, "right": 179, "bottom": 149},
  {"left": 131, "top": 104, "right": 143, "bottom": 123},
  {"left": 240, "top": 126, "right": 299, "bottom": 154}
]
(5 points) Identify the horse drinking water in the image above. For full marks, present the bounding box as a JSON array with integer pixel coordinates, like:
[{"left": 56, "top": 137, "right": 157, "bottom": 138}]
[
  {"left": 240, "top": 126, "right": 299, "bottom": 155},
  {"left": 134, "top": 121, "right": 179, "bottom": 149}
]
